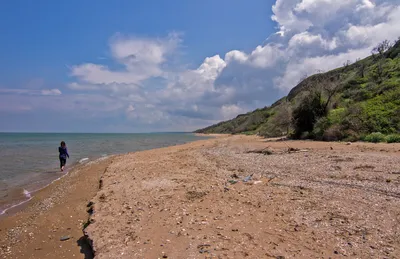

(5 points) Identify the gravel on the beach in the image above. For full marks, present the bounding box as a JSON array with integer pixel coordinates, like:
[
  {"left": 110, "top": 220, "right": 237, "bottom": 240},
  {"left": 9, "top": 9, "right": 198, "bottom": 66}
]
[{"left": 85, "top": 135, "right": 400, "bottom": 258}]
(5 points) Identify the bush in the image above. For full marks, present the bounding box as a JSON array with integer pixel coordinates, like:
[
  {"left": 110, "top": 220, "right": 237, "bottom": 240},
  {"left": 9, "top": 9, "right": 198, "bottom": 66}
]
[
  {"left": 343, "top": 130, "right": 360, "bottom": 142},
  {"left": 364, "top": 132, "right": 386, "bottom": 143},
  {"left": 323, "top": 125, "right": 344, "bottom": 141},
  {"left": 292, "top": 91, "right": 326, "bottom": 139},
  {"left": 300, "top": 131, "right": 312, "bottom": 140},
  {"left": 313, "top": 117, "right": 331, "bottom": 139},
  {"left": 386, "top": 134, "right": 400, "bottom": 143}
]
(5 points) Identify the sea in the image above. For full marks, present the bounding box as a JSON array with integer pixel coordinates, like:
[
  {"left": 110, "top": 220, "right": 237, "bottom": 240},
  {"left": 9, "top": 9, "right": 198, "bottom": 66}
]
[{"left": 0, "top": 132, "right": 208, "bottom": 215}]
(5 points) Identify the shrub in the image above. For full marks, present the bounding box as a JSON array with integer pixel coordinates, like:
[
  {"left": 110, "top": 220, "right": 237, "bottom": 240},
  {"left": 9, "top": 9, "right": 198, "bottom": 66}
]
[
  {"left": 328, "top": 108, "right": 346, "bottom": 124},
  {"left": 364, "top": 132, "right": 386, "bottom": 143},
  {"left": 343, "top": 130, "right": 360, "bottom": 142},
  {"left": 292, "top": 91, "right": 326, "bottom": 138},
  {"left": 323, "top": 125, "right": 344, "bottom": 141},
  {"left": 386, "top": 134, "right": 400, "bottom": 143},
  {"left": 300, "top": 131, "right": 312, "bottom": 140},
  {"left": 313, "top": 117, "right": 331, "bottom": 139}
]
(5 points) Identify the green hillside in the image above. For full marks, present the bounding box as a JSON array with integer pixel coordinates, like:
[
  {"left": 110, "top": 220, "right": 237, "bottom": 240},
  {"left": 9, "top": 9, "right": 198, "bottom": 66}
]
[{"left": 195, "top": 39, "right": 400, "bottom": 142}]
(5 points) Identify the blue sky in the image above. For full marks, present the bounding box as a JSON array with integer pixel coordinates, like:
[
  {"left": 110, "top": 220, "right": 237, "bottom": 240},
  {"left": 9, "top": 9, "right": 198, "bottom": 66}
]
[
  {"left": 0, "top": 0, "right": 273, "bottom": 87},
  {"left": 0, "top": 0, "right": 399, "bottom": 132}
]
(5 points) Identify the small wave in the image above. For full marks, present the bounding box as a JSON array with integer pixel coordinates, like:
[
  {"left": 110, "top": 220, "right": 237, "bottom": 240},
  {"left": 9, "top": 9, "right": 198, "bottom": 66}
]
[
  {"left": 0, "top": 189, "right": 33, "bottom": 215},
  {"left": 23, "top": 189, "right": 31, "bottom": 198},
  {"left": 79, "top": 158, "right": 89, "bottom": 163}
]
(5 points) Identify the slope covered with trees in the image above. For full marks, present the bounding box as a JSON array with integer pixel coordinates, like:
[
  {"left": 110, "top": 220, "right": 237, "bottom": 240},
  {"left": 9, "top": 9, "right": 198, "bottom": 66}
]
[{"left": 195, "top": 39, "right": 400, "bottom": 142}]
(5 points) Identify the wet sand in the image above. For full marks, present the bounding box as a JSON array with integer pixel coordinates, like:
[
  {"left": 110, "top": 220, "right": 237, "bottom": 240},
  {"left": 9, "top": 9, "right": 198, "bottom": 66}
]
[
  {"left": 1, "top": 135, "right": 400, "bottom": 258},
  {"left": 0, "top": 158, "right": 113, "bottom": 259}
]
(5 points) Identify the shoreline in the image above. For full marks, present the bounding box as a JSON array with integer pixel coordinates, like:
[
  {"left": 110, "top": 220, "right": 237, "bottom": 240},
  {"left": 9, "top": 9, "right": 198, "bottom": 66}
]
[
  {"left": 0, "top": 154, "right": 115, "bottom": 258},
  {"left": 0, "top": 156, "right": 109, "bottom": 217},
  {"left": 0, "top": 135, "right": 399, "bottom": 258},
  {"left": 0, "top": 133, "right": 209, "bottom": 219}
]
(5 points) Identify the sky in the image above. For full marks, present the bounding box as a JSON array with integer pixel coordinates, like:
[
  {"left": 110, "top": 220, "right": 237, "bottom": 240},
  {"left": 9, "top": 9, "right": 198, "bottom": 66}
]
[{"left": 0, "top": 0, "right": 399, "bottom": 133}]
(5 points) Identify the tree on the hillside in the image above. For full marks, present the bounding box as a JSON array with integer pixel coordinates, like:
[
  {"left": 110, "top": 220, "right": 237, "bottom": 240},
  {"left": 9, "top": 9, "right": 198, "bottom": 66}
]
[
  {"left": 319, "top": 74, "right": 341, "bottom": 112},
  {"left": 343, "top": 60, "right": 351, "bottom": 68},
  {"left": 297, "top": 73, "right": 308, "bottom": 84},
  {"left": 292, "top": 90, "right": 326, "bottom": 138},
  {"left": 372, "top": 40, "right": 392, "bottom": 57},
  {"left": 271, "top": 102, "right": 292, "bottom": 135},
  {"left": 375, "top": 60, "right": 385, "bottom": 83},
  {"left": 358, "top": 62, "right": 367, "bottom": 78},
  {"left": 291, "top": 74, "right": 341, "bottom": 138}
]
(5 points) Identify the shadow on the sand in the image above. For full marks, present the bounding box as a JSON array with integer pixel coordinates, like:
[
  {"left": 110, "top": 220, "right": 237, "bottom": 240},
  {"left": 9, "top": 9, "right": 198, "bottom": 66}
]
[{"left": 77, "top": 236, "right": 94, "bottom": 259}]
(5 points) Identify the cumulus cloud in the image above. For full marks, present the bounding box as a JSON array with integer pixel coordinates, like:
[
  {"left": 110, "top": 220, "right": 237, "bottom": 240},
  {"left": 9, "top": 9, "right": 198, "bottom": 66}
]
[
  {"left": 71, "top": 32, "right": 181, "bottom": 85},
  {"left": 220, "top": 104, "right": 244, "bottom": 120},
  {"left": 225, "top": 44, "right": 284, "bottom": 68}
]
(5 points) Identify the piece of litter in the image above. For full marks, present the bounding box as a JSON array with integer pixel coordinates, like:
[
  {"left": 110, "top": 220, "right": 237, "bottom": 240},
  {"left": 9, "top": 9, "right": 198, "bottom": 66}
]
[
  {"left": 60, "top": 236, "right": 70, "bottom": 241},
  {"left": 253, "top": 181, "right": 262, "bottom": 185},
  {"left": 243, "top": 174, "right": 254, "bottom": 182}
]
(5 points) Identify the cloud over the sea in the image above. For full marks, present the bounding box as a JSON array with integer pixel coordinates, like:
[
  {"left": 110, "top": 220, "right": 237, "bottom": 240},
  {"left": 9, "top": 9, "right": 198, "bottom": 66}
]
[{"left": 2, "top": 0, "right": 400, "bottom": 132}]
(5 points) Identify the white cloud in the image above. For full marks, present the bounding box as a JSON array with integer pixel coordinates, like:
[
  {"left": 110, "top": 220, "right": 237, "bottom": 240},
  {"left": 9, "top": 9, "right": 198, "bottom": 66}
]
[
  {"left": 196, "top": 55, "right": 227, "bottom": 80},
  {"left": 126, "top": 104, "right": 135, "bottom": 113},
  {"left": 274, "top": 47, "right": 371, "bottom": 91},
  {"left": 271, "top": 0, "right": 312, "bottom": 34},
  {"left": 221, "top": 104, "right": 244, "bottom": 120},
  {"left": 225, "top": 44, "right": 284, "bottom": 68},
  {"left": 71, "top": 33, "right": 180, "bottom": 85},
  {"left": 41, "top": 89, "right": 62, "bottom": 96},
  {"left": 343, "top": 6, "right": 400, "bottom": 47},
  {"left": 294, "top": 0, "right": 355, "bottom": 13},
  {"left": 357, "top": 0, "right": 375, "bottom": 10},
  {"left": 0, "top": 88, "right": 62, "bottom": 96},
  {"left": 288, "top": 32, "right": 337, "bottom": 50},
  {"left": 70, "top": 63, "right": 148, "bottom": 85}
]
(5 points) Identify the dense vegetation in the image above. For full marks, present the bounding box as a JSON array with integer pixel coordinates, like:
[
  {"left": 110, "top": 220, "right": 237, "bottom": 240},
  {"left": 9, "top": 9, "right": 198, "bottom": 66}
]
[{"left": 195, "top": 39, "right": 400, "bottom": 142}]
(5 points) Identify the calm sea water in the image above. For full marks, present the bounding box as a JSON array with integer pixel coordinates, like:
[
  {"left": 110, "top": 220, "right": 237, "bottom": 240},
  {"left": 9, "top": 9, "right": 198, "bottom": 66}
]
[{"left": 0, "top": 132, "right": 208, "bottom": 214}]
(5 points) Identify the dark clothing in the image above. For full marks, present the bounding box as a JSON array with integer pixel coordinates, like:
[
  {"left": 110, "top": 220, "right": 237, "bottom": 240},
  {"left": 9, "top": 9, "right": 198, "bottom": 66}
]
[
  {"left": 58, "top": 146, "right": 69, "bottom": 159},
  {"left": 60, "top": 157, "right": 66, "bottom": 168}
]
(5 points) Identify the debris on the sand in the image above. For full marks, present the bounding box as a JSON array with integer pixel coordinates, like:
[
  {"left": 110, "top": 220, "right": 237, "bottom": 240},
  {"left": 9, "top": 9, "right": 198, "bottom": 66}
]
[
  {"left": 243, "top": 174, "right": 254, "bottom": 182},
  {"left": 230, "top": 173, "right": 239, "bottom": 179},
  {"left": 247, "top": 148, "right": 273, "bottom": 155},
  {"left": 186, "top": 190, "right": 207, "bottom": 201},
  {"left": 60, "top": 236, "right": 70, "bottom": 241},
  {"left": 228, "top": 180, "right": 238, "bottom": 184},
  {"left": 253, "top": 181, "right": 263, "bottom": 185},
  {"left": 198, "top": 244, "right": 211, "bottom": 254}
]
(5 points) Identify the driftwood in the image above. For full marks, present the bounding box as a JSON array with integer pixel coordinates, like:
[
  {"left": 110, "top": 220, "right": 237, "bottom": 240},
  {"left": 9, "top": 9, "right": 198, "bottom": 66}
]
[{"left": 247, "top": 147, "right": 273, "bottom": 155}]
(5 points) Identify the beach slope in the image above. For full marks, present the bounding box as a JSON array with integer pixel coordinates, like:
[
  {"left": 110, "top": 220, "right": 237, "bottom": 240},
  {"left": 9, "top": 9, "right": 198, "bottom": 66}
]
[{"left": 86, "top": 135, "right": 400, "bottom": 258}]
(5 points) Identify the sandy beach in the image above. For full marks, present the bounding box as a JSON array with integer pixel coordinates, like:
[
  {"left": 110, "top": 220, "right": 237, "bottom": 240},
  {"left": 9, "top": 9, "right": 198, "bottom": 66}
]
[{"left": 1, "top": 135, "right": 400, "bottom": 258}]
